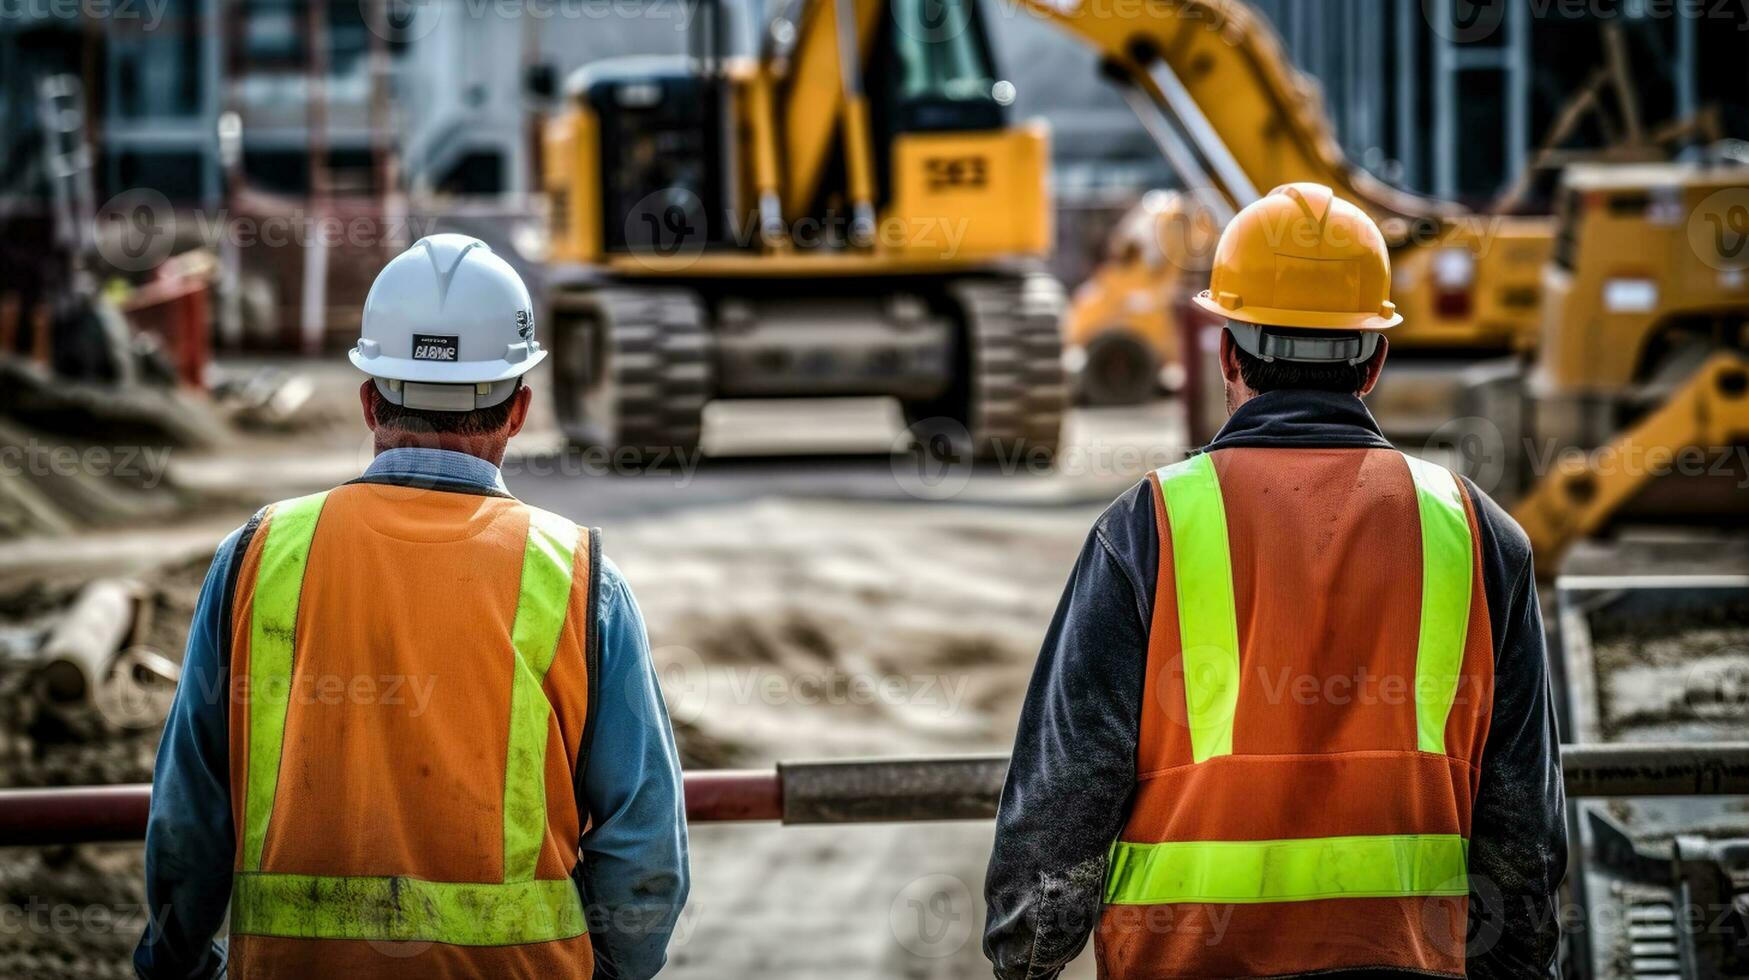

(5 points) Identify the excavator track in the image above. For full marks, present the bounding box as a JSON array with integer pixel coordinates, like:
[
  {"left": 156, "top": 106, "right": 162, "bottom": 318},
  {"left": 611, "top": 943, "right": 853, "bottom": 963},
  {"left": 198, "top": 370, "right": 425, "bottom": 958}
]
[
  {"left": 550, "top": 287, "right": 712, "bottom": 460},
  {"left": 948, "top": 273, "right": 1067, "bottom": 464}
]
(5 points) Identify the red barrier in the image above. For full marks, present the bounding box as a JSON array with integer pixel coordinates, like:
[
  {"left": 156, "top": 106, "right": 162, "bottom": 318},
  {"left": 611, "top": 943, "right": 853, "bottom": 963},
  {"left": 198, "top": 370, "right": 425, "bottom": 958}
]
[
  {"left": 681, "top": 769, "right": 783, "bottom": 822},
  {"left": 0, "top": 770, "right": 780, "bottom": 847},
  {"left": 0, "top": 784, "right": 152, "bottom": 846},
  {"left": 120, "top": 275, "right": 210, "bottom": 389}
]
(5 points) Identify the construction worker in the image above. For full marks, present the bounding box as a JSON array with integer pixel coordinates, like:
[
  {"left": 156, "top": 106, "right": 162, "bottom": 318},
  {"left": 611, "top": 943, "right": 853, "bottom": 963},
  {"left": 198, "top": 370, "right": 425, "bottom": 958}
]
[
  {"left": 984, "top": 185, "right": 1566, "bottom": 978},
  {"left": 134, "top": 235, "right": 689, "bottom": 979}
]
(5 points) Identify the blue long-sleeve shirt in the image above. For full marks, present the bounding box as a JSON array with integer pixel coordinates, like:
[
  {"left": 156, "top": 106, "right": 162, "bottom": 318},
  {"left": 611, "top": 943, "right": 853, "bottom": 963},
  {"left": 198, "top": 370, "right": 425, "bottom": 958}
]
[{"left": 135, "top": 447, "right": 689, "bottom": 980}]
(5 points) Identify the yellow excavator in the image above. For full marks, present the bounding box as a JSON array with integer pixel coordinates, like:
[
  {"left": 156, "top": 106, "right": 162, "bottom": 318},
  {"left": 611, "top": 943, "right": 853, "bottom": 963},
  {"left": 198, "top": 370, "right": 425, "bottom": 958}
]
[
  {"left": 543, "top": 0, "right": 1063, "bottom": 459},
  {"left": 538, "top": 0, "right": 1557, "bottom": 459},
  {"left": 1062, "top": 189, "right": 1210, "bottom": 405}
]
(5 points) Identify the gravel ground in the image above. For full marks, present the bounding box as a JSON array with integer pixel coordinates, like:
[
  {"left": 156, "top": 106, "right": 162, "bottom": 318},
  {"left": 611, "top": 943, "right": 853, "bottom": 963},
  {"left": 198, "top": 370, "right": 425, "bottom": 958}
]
[{"left": 0, "top": 575, "right": 178, "bottom": 980}]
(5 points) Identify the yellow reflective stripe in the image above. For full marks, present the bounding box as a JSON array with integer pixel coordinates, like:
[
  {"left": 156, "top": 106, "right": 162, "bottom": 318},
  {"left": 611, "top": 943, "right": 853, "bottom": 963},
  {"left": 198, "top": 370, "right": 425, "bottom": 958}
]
[
  {"left": 1155, "top": 455, "right": 1241, "bottom": 763},
  {"left": 241, "top": 491, "right": 329, "bottom": 872},
  {"left": 1403, "top": 455, "right": 1474, "bottom": 755},
  {"left": 502, "top": 509, "right": 579, "bottom": 883},
  {"left": 1103, "top": 834, "right": 1469, "bottom": 905},
  {"left": 232, "top": 872, "right": 587, "bottom": 945}
]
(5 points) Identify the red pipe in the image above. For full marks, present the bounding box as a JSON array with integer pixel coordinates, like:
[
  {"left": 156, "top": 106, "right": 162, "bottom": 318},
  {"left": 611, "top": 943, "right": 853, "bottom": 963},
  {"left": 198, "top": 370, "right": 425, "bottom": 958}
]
[
  {"left": 0, "top": 770, "right": 781, "bottom": 848},
  {"left": 0, "top": 785, "right": 152, "bottom": 846},
  {"left": 683, "top": 769, "right": 783, "bottom": 822}
]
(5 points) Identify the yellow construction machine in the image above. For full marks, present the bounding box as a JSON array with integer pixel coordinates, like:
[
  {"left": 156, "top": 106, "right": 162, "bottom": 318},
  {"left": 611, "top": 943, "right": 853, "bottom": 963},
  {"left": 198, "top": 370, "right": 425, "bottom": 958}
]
[
  {"left": 1057, "top": 15, "right": 1726, "bottom": 414},
  {"left": 538, "top": 0, "right": 1554, "bottom": 458},
  {"left": 1502, "top": 161, "right": 1749, "bottom": 575},
  {"left": 542, "top": 0, "right": 1063, "bottom": 460},
  {"left": 1513, "top": 351, "right": 1749, "bottom": 577},
  {"left": 1535, "top": 163, "right": 1749, "bottom": 429},
  {"left": 1033, "top": 0, "right": 1551, "bottom": 411},
  {"left": 1062, "top": 190, "right": 1211, "bottom": 404}
]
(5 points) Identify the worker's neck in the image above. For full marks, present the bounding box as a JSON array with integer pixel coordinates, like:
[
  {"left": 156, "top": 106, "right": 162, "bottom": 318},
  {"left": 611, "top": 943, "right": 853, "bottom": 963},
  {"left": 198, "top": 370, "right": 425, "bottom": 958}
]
[
  {"left": 373, "top": 432, "right": 509, "bottom": 468},
  {"left": 1224, "top": 380, "right": 1263, "bottom": 417}
]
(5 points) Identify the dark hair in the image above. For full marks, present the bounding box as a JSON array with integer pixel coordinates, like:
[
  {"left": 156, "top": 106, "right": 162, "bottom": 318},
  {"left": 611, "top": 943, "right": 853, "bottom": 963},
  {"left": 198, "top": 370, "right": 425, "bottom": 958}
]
[
  {"left": 1233, "top": 329, "right": 1373, "bottom": 394},
  {"left": 369, "top": 380, "right": 520, "bottom": 435}
]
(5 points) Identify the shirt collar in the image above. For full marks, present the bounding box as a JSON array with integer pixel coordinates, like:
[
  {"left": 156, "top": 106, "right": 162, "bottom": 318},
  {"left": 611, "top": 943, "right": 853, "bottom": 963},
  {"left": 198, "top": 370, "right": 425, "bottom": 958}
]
[
  {"left": 362, "top": 447, "right": 509, "bottom": 494},
  {"left": 1202, "top": 389, "right": 1394, "bottom": 453}
]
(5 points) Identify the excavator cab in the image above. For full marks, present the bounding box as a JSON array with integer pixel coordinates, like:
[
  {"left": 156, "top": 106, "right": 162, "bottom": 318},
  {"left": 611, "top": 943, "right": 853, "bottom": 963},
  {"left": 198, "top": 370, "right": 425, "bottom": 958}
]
[{"left": 541, "top": 0, "right": 1063, "bottom": 461}]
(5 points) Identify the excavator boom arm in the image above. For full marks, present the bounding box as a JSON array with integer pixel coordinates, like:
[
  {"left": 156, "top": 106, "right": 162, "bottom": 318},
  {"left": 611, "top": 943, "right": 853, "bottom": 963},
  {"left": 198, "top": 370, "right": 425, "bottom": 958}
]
[
  {"left": 1514, "top": 353, "right": 1749, "bottom": 577},
  {"left": 1008, "top": 0, "right": 1448, "bottom": 219}
]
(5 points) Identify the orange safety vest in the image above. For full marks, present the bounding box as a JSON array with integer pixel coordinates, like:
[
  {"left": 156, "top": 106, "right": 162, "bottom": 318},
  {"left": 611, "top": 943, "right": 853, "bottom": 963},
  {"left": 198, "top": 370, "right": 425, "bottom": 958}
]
[
  {"left": 1096, "top": 447, "right": 1494, "bottom": 978},
  {"left": 224, "top": 483, "right": 598, "bottom": 978}
]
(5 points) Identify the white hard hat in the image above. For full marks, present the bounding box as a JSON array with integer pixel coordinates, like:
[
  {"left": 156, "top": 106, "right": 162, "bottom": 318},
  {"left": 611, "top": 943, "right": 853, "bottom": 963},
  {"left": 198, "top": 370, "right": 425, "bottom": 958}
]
[{"left": 350, "top": 234, "right": 545, "bottom": 411}]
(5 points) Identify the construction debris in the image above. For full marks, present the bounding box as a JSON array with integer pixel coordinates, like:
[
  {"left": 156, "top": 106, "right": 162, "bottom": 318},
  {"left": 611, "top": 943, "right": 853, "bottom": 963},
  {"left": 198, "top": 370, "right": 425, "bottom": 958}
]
[{"left": 32, "top": 580, "right": 140, "bottom": 714}]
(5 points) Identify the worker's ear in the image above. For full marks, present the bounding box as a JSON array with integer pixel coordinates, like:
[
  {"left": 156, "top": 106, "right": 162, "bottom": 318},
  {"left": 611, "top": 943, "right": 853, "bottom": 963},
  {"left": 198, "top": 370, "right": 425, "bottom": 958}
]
[
  {"left": 359, "top": 380, "right": 381, "bottom": 432},
  {"left": 1356, "top": 336, "right": 1389, "bottom": 396},
  {"left": 504, "top": 383, "right": 534, "bottom": 438},
  {"left": 1218, "top": 329, "right": 1243, "bottom": 386}
]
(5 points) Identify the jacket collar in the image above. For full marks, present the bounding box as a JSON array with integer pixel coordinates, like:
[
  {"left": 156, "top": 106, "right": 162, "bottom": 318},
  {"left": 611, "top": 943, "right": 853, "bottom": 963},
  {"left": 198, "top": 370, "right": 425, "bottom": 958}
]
[
  {"left": 1202, "top": 389, "right": 1394, "bottom": 453},
  {"left": 356, "top": 446, "right": 511, "bottom": 496}
]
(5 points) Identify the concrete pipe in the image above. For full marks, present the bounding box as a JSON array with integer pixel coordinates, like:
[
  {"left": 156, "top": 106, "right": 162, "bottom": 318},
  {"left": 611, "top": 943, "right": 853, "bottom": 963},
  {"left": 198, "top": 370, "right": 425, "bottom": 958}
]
[{"left": 33, "top": 579, "right": 141, "bottom": 714}]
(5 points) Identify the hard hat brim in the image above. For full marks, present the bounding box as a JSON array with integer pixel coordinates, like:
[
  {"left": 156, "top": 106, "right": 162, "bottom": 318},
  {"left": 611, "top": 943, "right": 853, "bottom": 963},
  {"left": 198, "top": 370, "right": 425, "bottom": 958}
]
[
  {"left": 348, "top": 347, "right": 548, "bottom": 385},
  {"left": 1194, "top": 290, "right": 1402, "bottom": 331}
]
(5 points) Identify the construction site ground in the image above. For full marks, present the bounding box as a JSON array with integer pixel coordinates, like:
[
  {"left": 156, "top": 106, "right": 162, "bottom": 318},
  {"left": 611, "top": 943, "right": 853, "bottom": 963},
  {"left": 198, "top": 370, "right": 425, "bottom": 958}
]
[
  {"left": 10, "top": 359, "right": 1746, "bottom": 978},
  {"left": 0, "top": 357, "right": 1184, "bottom": 978}
]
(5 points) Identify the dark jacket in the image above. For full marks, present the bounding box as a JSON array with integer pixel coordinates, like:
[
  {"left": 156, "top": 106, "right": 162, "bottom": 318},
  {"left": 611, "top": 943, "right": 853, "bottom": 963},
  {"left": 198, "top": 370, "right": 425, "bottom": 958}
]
[{"left": 983, "top": 389, "right": 1567, "bottom": 979}]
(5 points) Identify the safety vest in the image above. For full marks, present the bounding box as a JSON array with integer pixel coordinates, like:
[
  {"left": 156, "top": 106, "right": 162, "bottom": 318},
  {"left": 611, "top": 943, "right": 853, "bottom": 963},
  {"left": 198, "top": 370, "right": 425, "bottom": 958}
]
[
  {"left": 224, "top": 483, "right": 598, "bottom": 978},
  {"left": 1096, "top": 448, "right": 1494, "bottom": 979}
]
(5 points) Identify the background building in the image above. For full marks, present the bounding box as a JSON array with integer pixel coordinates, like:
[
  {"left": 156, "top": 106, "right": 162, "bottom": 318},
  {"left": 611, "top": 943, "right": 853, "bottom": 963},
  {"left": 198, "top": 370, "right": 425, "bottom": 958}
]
[{"left": 7, "top": 0, "right": 1745, "bottom": 209}]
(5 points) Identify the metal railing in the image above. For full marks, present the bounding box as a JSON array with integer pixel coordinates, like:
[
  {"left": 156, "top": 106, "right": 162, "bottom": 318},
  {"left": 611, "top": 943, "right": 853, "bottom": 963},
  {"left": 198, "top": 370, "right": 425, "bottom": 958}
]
[{"left": 0, "top": 743, "right": 1745, "bottom": 847}]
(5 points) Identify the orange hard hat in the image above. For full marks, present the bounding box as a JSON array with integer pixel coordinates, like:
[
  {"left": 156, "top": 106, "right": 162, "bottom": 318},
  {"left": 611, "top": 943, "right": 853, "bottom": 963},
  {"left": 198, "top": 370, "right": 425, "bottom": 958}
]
[{"left": 1193, "top": 183, "right": 1402, "bottom": 332}]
